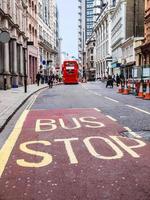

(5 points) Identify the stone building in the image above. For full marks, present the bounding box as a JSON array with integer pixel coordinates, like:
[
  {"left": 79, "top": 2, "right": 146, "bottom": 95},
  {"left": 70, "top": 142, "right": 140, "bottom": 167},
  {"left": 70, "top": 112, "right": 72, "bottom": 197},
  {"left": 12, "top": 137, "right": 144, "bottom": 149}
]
[
  {"left": 27, "top": 0, "right": 38, "bottom": 84},
  {"left": 111, "top": 0, "right": 144, "bottom": 76},
  {"left": 38, "top": 0, "right": 58, "bottom": 77},
  {"left": 86, "top": 35, "right": 96, "bottom": 81},
  {"left": 121, "top": 37, "right": 144, "bottom": 79},
  {"left": 94, "top": 0, "right": 115, "bottom": 79},
  {"left": 134, "top": 0, "right": 150, "bottom": 80},
  {"left": 0, "top": 0, "right": 28, "bottom": 89}
]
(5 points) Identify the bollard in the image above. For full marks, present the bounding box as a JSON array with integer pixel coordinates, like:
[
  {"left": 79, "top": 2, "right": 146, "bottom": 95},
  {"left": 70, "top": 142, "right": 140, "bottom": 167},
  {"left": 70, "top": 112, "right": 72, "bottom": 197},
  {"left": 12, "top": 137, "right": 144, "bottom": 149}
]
[{"left": 4, "top": 75, "right": 7, "bottom": 90}]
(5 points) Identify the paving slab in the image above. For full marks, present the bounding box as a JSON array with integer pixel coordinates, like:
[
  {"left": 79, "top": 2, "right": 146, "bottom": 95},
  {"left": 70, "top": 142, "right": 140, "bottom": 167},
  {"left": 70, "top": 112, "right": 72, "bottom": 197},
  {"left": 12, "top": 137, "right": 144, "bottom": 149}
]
[{"left": 0, "top": 84, "right": 48, "bottom": 132}]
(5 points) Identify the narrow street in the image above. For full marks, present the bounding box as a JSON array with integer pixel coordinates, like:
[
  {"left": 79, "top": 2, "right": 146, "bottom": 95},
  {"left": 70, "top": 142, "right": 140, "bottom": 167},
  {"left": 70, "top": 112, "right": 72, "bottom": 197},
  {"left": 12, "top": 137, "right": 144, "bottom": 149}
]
[{"left": 0, "top": 82, "right": 150, "bottom": 200}]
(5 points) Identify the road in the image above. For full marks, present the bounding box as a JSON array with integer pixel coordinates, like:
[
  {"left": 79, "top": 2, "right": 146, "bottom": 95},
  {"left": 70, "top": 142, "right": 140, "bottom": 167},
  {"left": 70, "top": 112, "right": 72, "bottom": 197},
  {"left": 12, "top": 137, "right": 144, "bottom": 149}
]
[{"left": 0, "top": 82, "right": 150, "bottom": 200}]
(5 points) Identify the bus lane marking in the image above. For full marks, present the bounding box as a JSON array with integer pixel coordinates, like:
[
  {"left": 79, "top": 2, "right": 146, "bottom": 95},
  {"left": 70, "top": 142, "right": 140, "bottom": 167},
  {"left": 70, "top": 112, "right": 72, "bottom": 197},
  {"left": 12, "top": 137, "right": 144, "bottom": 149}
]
[
  {"left": 0, "top": 108, "right": 148, "bottom": 174},
  {"left": 16, "top": 135, "right": 147, "bottom": 168}
]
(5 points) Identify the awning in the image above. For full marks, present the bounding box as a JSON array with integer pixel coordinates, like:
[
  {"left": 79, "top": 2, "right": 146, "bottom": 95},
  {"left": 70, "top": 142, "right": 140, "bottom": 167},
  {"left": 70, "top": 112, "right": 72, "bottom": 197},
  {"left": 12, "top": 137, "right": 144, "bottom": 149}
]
[
  {"left": 111, "top": 62, "right": 121, "bottom": 68},
  {"left": 121, "top": 61, "right": 135, "bottom": 67}
]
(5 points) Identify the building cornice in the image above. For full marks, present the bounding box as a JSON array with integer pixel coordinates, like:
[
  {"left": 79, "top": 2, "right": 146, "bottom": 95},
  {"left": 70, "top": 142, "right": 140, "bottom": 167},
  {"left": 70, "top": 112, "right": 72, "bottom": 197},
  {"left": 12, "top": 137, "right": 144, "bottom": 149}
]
[
  {"left": 111, "top": 0, "right": 126, "bottom": 18},
  {"left": 94, "top": 6, "right": 115, "bottom": 32}
]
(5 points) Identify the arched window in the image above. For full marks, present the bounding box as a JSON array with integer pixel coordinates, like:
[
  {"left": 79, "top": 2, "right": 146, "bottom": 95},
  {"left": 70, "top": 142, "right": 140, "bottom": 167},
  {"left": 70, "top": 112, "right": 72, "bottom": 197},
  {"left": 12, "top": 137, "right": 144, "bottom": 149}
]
[
  {"left": 32, "top": 27, "right": 34, "bottom": 36},
  {"left": 35, "top": 29, "right": 37, "bottom": 37},
  {"left": 29, "top": 24, "right": 31, "bottom": 33},
  {"left": 29, "top": 0, "right": 31, "bottom": 7},
  {"left": 45, "top": 6, "right": 47, "bottom": 22},
  {"left": 35, "top": 5, "right": 37, "bottom": 14}
]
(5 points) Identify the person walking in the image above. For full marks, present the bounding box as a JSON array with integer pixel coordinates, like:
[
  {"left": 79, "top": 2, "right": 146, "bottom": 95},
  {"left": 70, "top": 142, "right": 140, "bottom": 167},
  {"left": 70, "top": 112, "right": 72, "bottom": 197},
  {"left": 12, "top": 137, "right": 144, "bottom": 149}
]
[
  {"left": 48, "top": 72, "right": 54, "bottom": 88},
  {"left": 36, "top": 72, "right": 41, "bottom": 86},
  {"left": 106, "top": 75, "right": 113, "bottom": 88},
  {"left": 116, "top": 74, "right": 120, "bottom": 87}
]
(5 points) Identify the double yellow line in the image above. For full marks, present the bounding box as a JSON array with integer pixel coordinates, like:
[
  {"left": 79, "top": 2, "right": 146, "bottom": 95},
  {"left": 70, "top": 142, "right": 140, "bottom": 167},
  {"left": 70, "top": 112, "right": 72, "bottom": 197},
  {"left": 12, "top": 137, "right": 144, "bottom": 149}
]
[{"left": 0, "top": 94, "right": 38, "bottom": 178}]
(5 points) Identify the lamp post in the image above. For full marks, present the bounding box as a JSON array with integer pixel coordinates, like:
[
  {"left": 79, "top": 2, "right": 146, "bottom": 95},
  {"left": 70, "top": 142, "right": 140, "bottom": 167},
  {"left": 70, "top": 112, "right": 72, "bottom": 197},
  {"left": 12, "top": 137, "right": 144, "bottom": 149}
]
[{"left": 24, "top": 47, "right": 28, "bottom": 93}]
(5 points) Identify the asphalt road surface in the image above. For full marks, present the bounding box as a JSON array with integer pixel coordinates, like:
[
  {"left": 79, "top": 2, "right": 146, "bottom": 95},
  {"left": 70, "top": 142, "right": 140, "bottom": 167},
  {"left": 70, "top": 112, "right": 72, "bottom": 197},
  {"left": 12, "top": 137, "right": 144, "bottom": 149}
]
[{"left": 0, "top": 82, "right": 150, "bottom": 200}]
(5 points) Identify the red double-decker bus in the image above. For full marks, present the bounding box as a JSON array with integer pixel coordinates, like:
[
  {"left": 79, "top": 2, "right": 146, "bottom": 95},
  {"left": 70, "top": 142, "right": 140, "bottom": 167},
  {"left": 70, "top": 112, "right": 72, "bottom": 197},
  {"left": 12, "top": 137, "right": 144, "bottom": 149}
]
[{"left": 62, "top": 60, "right": 79, "bottom": 84}]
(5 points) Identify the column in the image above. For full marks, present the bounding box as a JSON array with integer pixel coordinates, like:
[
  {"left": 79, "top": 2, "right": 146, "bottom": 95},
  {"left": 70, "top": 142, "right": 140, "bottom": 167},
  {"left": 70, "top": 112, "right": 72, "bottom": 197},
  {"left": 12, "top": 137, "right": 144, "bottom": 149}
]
[
  {"left": 4, "top": 43, "right": 9, "bottom": 73},
  {"left": 12, "top": 40, "right": 18, "bottom": 87},
  {"left": 20, "top": 45, "right": 24, "bottom": 75},
  {"left": 4, "top": 42, "right": 11, "bottom": 88},
  {"left": 19, "top": 45, "right": 24, "bottom": 86}
]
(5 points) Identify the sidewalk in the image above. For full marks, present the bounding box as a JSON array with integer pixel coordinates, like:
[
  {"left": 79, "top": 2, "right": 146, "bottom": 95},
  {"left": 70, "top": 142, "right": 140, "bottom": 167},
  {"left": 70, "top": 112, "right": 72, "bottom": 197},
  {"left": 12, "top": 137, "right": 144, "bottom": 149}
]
[{"left": 0, "top": 84, "right": 48, "bottom": 132}]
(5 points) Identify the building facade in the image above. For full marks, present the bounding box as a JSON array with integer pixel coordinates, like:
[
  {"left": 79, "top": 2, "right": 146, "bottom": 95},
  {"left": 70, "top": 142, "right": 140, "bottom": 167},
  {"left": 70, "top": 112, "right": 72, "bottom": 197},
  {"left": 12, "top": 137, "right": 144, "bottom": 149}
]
[
  {"left": 38, "top": 0, "right": 58, "bottom": 77},
  {"left": 85, "top": 0, "right": 94, "bottom": 40},
  {"left": 78, "top": 0, "right": 94, "bottom": 71},
  {"left": 78, "top": 0, "right": 86, "bottom": 65},
  {"left": 0, "top": 0, "right": 28, "bottom": 89},
  {"left": 134, "top": 0, "right": 150, "bottom": 80},
  {"left": 94, "top": 0, "right": 115, "bottom": 79},
  {"left": 111, "top": 0, "right": 144, "bottom": 76},
  {"left": 121, "top": 37, "right": 144, "bottom": 79},
  {"left": 27, "top": 0, "right": 38, "bottom": 84},
  {"left": 86, "top": 35, "right": 96, "bottom": 81}
]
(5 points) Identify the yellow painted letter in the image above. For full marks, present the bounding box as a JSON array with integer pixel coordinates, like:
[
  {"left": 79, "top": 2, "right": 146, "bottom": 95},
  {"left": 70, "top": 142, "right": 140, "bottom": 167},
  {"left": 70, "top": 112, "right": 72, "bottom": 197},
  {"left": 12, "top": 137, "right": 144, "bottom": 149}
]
[
  {"left": 54, "top": 138, "right": 79, "bottom": 164},
  {"left": 80, "top": 117, "right": 105, "bottom": 128},
  {"left": 110, "top": 136, "right": 146, "bottom": 158},
  {"left": 84, "top": 136, "right": 123, "bottom": 160},
  {"left": 35, "top": 119, "right": 57, "bottom": 132},
  {"left": 17, "top": 141, "right": 52, "bottom": 168},
  {"left": 59, "top": 118, "right": 81, "bottom": 130}
]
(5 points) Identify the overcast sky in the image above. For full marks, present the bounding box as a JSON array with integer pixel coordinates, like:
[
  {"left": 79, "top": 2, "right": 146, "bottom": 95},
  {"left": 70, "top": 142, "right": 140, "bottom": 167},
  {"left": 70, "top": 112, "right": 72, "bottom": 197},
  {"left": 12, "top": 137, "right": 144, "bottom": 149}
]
[{"left": 57, "top": 0, "right": 78, "bottom": 58}]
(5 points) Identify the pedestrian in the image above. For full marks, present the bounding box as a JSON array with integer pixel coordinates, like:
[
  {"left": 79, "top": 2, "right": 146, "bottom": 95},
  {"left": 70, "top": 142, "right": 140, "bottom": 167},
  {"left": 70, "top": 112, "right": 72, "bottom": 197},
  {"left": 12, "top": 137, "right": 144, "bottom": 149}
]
[
  {"left": 106, "top": 75, "right": 113, "bottom": 88},
  {"left": 112, "top": 73, "right": 116, "bottom": 82},
  {"left": 36, "top": 72, "right": 41, "bottom": 86},
  {"left": 56, "top": 74, "right": 59, "bottom": 83},
  {"left": 48, "top": 72, "right": 54, "bottom": 88},
  {"left": 116, "top": 74, "right": 120, "bottom": 87}
]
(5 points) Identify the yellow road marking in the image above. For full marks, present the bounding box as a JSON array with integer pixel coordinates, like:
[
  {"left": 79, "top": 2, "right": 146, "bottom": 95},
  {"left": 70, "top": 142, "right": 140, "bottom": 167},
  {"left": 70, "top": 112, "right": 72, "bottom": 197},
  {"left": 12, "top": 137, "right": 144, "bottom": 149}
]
[{"left": 0, "top": 110, "right": 29, "bottom": 178}]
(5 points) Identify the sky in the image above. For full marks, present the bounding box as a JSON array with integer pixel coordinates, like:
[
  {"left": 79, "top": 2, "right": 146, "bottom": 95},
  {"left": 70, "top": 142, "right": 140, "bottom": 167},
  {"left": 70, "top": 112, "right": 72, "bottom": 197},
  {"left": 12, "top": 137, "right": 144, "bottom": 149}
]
[{"left": 56, "top": 0, "right": 78, "bottom": 58}]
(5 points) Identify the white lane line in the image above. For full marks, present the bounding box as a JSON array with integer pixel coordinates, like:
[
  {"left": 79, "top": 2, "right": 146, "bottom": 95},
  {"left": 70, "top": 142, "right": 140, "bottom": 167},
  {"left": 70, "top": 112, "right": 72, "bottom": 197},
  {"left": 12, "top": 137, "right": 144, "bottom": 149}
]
[
  {"left": 124, "top": 127, "right": 142, "bottom": 139},
  {"left": 106, "top": 115, "right": 117, "bottom": 122},
  {"left": 126, "top": 105, "right": 150, "bottom": 115},
  {"left": 81, "top": 84, "right": 88, "bottom": 90},
  {"left": 93, "top": 92, "right": 102, "bottom": 96},
  {"left": 104, "top": 97, "right": 119, "bottom": 103},
  {"left": 94, "top": 108, "right": 101, "bottom": 112}
]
